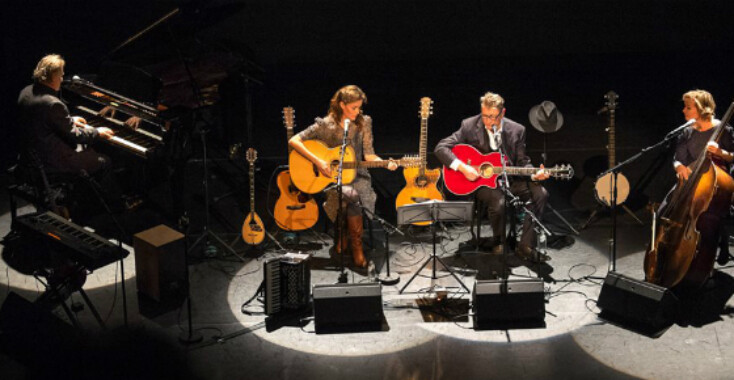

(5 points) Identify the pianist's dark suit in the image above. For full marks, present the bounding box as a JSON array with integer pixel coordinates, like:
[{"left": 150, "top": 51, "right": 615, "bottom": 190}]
[{"left": 17, "top": 82, "right": 110, "bottom": 175}]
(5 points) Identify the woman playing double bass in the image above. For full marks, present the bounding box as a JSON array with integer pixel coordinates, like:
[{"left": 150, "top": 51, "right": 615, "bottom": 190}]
[{"left": 648, "top": 89, "right": 734, "bottom": 287}]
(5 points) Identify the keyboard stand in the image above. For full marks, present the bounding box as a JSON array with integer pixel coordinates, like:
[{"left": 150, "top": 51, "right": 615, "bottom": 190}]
[{"left": 34, "top": 265, "right": 107, "bottom": 330}]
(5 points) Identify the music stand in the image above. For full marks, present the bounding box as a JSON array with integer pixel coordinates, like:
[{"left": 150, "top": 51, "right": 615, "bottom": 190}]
[{"left": 398, "top": 201, "right": 473, "bottom": 294}]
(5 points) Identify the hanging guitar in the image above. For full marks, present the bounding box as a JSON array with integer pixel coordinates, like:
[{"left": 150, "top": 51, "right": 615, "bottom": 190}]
[
  {"left": 442, "top": 144, "right": 574, "bottom": 195},
  {"left": 593, "top": 91, "right": 630, "bottom": 206},
  {"left": 289, "top": 141, "right": 420, "bottom": 194},
  {"left": 395, "top": 97, "right": 444, "bottom": 225},
  {"left": 242, "top": 148, "right": 265, "bottom": 245},
  {"left": 273, "top": 107, "right": 319, "bottom": 231}
]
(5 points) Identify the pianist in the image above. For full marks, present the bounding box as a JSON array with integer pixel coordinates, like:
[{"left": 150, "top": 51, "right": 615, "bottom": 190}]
[
  {"left": 18, "top": 54, "right": 115, "bottom": 176},
  {"left": 16, "top": 54, "right": 139, "bottom": 213}
]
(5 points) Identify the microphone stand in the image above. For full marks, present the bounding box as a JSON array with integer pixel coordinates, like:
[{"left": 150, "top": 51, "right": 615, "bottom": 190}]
[
  {"left": 359, "top": 205, "right": 402, "bottom": 285},
  {"left": 336, "top": 120, "right": 350, "bottom": 283},
  {"left": 597, "top": 121, "right": 689, "bottom": 272},
  {"left": 495, "top": 128, "right": 513, "bottom": 279}
]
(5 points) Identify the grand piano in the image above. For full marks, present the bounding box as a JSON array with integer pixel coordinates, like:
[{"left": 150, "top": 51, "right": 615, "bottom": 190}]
[{"left": 62, "top": 76, "right": 170, "bottom": 159}]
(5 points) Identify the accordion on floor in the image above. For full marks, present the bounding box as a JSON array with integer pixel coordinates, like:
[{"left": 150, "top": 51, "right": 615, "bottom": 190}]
[{"left": 264, "top": 252, "right": 311, "bottom": 315}]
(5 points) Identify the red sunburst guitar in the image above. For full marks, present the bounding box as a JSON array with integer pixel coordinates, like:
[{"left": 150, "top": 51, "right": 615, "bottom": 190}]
[
  {"left": 242, "top": 148, "right": 265, "bottom": 245},
  {"left": 395, "top": 97, "right": 444, "bottom": 225},
  {"left": 274, "top": 107, "right": 319, "bottom": 231},
  {"left": 442, "top": 144, "right": 574, "bottom": 195}
]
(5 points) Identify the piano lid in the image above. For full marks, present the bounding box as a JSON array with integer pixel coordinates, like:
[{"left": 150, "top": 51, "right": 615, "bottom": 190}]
[{"left": 62, "top": 76, "right": 164, "bottom": 125}]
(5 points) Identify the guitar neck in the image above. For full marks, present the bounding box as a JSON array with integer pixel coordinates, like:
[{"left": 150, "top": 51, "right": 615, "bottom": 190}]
[
  {"left": 608, "top": 110, "right": 616, "bottom": 168},
  {"left": 468, "top": 164, "right": 564, "bottom": 177},
  {"left": 286, "top": 127, "right": 294, "bottom": 154},
  {"left": 342, "top": 160, "right": 410, "bottom": 169},
  {"left": 502, "top": 167, "right": 560, "bottom": 176},
  {"left": 419, "top": 116, "right": 428, "bottom": 175}
]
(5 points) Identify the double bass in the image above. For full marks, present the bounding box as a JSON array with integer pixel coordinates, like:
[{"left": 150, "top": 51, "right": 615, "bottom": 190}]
[{"left": 644, "top": 101, "right": 734, "bottom": 289}]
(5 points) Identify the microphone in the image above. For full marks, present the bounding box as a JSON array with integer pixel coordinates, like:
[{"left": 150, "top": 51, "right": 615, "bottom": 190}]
[
  {"left": 667, "top": 119, "right": 696, "bottom": 136},
  {"left": 344, "top": 119, "right": 350, "bottom": 133}
]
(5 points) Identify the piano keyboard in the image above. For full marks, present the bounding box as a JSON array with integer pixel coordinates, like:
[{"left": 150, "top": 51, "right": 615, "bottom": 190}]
[{"left": 75, "top": 105, "right": 163, "bottom": 158}]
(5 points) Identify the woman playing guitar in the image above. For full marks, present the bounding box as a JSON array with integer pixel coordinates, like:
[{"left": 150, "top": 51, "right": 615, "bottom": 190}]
[{"left": 288, "top": 85, "right": 398, "bottom": 268}]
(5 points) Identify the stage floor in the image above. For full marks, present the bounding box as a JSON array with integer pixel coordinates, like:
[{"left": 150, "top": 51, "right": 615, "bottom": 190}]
[{"left": 1, "top": 199, "right": 733, "bottom": 380}]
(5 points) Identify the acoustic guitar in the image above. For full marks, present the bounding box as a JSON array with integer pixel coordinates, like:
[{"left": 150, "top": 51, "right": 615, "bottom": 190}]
[
  {"left": 289, "top": 140, "right": 419, "bottom": 194},
  {"left": 273, "top": 107, "right": 319, "bottom": 231},
  {"left": 594, "top": 91, "right": 630, "bottom": 206},
  {"left": 242, "top": 148, "right": 265, "bottom": 245},
  {"left": 395, "top": 97, "right": 444, "bottom": 225},
  {"left": 442, "top": 144, "right": 574, "bottom": 195}
]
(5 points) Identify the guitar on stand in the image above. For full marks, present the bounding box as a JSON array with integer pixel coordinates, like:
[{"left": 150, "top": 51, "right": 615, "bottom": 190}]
[
  {"left": 242, "top": 148, "right": 266, "bottom": 245},
  {"left": 442, "top": 145, "right": 574, "bottom": 195},
  {"left": 395, "top": 97, "right": 444, "bottom": 225},
  {"left": 274, "top": 107, "right": 319, "bottom": 231},
  {"left": 580, "top": 91, "right": 642, "bottom": 229}
]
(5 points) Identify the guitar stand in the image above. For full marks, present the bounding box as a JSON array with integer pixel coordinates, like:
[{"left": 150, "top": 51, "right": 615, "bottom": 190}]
[
  {"left": 579, "top": 203, "right": 642, "bottom": 230},
  {"left": 188, "top": 127, "right": 245, "bottom": 262},
  {"left": 397, "top": 201, "right": 473, "bottom": 294}
]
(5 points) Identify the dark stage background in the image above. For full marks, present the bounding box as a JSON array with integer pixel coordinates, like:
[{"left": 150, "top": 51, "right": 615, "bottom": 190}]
[{"left": 3, "top": 0, "right": 734, "bottom": 222}]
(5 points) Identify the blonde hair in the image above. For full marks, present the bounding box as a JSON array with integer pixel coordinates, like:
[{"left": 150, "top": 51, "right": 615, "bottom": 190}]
[
  {"left": 32, "top": 54, "right": 65, "bottom": 82},
  {"left": 480, "top": 91, "right": 505, "bottom": 111},
  {"left": 328, "top": 85, "right": 367, "bottom": 127},
  {"left": 683, "top": 89, "right": 715, "bottom": 120}
]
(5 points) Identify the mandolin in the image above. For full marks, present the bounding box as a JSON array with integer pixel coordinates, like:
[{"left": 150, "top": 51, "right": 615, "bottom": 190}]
[
  {"left": 289, "top": 140, "right": 419, "bottom": 194},
  {"left": 594, "top": 91, "right": 630, "bottom": 206},
  {"left": 273, "top": 107, "right": 319, "bottom": 231},
  {"left": 242, "top": 148, "right": 265, "bottom": 245},
  {"left": 442, "top": 145, "right": 574, "bottom": 195},
  {"left": 395, "top": 97, "right": 444, "bottom": 225}
]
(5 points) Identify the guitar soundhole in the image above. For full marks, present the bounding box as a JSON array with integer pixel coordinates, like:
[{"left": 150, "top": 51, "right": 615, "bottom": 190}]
[
  {"left": 296, "top": 193, "right": 311, "bottom": 203},
  {"left": 312, "top": 163, "right": 320, "bottom": 177},
  {"left": 415, "top": 176, "right": 428, "bottom": 187},
  {"left": 478, "top": 164, "right": 492, "bottom": 178}
]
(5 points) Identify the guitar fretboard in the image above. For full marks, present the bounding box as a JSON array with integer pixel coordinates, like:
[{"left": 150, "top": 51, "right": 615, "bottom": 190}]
[{"left": 419, "top": 115, "right": 428, "bottom": 176}]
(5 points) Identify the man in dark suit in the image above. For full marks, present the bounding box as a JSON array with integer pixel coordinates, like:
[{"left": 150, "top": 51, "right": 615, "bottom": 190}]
[
  {"left": 17, "top": 54, "right": 114, "bottom": 175},
  {"left": 435, "top": 91, "right": 550, "bottom": 262}
]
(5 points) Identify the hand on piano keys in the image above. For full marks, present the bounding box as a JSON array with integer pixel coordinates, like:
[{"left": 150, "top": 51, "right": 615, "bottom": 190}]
[
  {"left": 96, "top": 127, "right": 115, "bottom": 140},
  {"left": 100, "top": 106, "right": 141, "bottom": 130}
]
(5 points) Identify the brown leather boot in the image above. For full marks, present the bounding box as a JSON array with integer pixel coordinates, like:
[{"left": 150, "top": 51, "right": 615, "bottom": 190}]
[
  {"left": 347, "top": 214, "right": 367, "bottom": 268},
  {"left": 333, "top": 219, "right": 349, "bottom": 255}
]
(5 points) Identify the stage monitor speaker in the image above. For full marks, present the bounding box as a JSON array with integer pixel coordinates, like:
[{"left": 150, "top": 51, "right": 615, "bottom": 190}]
[
  {"left": 312, "top": 283, "right": 383, "bottom": 334},
  {"left": 473, "top": 279, "right": 546, "bottom": 330},
  {"left": 133, "top": 225, "right": 186, "bottom": 304},
  {"left": 597, "top": 271, "right": 679, "bottom": 335}
]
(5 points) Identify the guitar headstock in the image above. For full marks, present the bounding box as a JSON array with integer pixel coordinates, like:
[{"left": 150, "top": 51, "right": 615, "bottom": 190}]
[
  {"left": 283, "top": 106, "right": 295, "bottom": 129},
  {"left": 604, "top": 91, "right": 619, "bottom": 111},
  {"left": 246, "top": 148, "right": 258, "bottom": 165},
  {"left": 551, "top": 164, "right": 575, "bottom": 180},
  {"left": 419, "top": 97, "right": 433, "bottom": 119}
]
